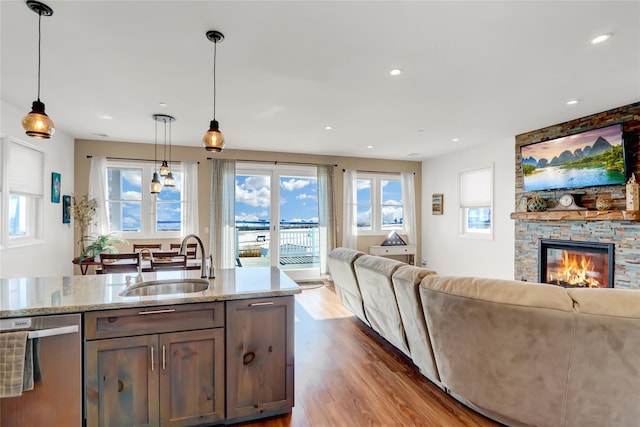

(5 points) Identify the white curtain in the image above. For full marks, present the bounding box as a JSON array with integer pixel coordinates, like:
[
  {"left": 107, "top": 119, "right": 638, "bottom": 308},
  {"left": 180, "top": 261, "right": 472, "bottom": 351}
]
[
  {"left": 210, "top": 159, "right": 236, "bottom": 269},
  {"left": 342, "top": 169, "right": 358, "bottom": 249},
  {"left": 401, "top": 171, "right": 417, "bottom": 245},
  {"left": 317, "top": 164, "right": 337, "bottom": 275},
  {"left": 182, "top": 161, "right": 199, "bottom": 236},
  {"left": 88, "top": 156, "right": 109, "bottom": 236}
]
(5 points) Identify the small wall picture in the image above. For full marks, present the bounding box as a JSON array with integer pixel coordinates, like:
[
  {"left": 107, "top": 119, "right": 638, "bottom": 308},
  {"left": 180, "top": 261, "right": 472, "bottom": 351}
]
[
  {"left": 62, "top": 195, "right": 71, "bottom": 224},
  {"left": 432, "top": 193, "right": 444, "bottom": 215},
  {"left": 51, "top": 172, "right": 61, "bottom": 203}
]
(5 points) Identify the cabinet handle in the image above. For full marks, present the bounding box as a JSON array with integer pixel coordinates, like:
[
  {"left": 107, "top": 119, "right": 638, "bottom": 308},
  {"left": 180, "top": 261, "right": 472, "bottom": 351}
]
[
  {"left": 249, "top": 302, "right": 274, "bottom": 307},
  {"left": 150, "top": 347, "right": 155, "bottom": 371},
  {"left": 139, "top": 308, "right": 176, "bottom": 315},
  {"left": 243, "top": 351, "right": 256, "bottom": 365},
  {"left": 162, "top": 345, "right": 166, "bottom": 370}
]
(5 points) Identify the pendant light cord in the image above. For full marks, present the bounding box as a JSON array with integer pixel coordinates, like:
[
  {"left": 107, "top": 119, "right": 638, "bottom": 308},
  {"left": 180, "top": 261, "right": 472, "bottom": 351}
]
[
  {"left": 37, "top": 10, "right": 42, "bottom": 101},
  {"left": 169, "top": 119, "right": 172, "bottom": 163},
  {"left": 213, "top": 39, "right": 217, "bottom": 120},
  {"left": 163, "top": 117, "right": 167, "bottom": 160},
  {"left": 154, "top": 118, "right": 158, "bottom": 168}
]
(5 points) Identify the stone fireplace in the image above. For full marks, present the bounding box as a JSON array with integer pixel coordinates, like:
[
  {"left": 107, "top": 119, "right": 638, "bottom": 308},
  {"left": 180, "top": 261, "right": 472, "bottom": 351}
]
[
  {"left": 513, "top": 102, "right": 640, "bottom": 290},
  {"left": 538, "top": 239, "right": 614, "bottom": 288}
]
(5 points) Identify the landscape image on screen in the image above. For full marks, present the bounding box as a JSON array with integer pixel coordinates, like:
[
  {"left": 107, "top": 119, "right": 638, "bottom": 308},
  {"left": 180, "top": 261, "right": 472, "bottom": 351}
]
[{"left": 521, "top": 124, "right": 625, "bottom": 192}]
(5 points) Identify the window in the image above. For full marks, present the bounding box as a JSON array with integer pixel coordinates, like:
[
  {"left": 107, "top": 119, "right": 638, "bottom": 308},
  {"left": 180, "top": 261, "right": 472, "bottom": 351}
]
[
  {"left": 460, "top": 166, "right": 493, "bottom": 238},
  {"left": 355, "top": 174, "right": 404, "bottom": 234},
  {"left": 1, "top": 137, "right": 44, "bottom": 247},
  {"left": 106, "top": 161, "right": 184, "bottom": 238}
]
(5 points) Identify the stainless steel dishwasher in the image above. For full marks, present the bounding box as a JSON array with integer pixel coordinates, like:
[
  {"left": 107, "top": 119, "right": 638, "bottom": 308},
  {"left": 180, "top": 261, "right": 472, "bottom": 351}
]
[{"left": 0, "top": 313, "right": 82, "bottom": 427}]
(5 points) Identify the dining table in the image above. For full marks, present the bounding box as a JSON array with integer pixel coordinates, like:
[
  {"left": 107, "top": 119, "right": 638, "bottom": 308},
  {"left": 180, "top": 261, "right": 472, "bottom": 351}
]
[{"left": 72, "top": 256, "right": 201, "bottom": 275}]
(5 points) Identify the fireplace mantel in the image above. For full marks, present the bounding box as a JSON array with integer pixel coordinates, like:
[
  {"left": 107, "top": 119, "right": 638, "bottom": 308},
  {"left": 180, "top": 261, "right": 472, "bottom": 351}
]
[{"left": 510, "top": 210, "right": 640, "bottom": 221}]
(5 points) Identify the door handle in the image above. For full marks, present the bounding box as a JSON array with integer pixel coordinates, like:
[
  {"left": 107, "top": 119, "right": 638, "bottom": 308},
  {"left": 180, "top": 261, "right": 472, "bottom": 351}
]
[
  {"left": 150, "top": 346, "right": 155, "bottom": 371},
  {"left": 162, "top": 345, "right": 166, "bottom": 370}
]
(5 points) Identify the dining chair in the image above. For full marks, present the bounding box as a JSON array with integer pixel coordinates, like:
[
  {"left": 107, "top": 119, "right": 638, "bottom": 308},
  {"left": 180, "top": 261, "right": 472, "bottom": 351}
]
[
  {"left": 151, "top": 254, "right": 187, "bottom": 271},
  {"left": 133, "top": 243, "right": 162, "bottom": 259},
  {"left": 100, "top": 253, "right": 141, "bottom": 274},
  {"left": 170, "top": 243, "right": 198, "bottom": 259}
]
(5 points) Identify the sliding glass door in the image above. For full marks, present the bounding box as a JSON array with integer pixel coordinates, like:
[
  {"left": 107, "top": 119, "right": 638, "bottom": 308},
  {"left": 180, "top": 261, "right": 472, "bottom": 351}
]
[{"left": 235, "top": 165, "right": 319, "bottom": 278}]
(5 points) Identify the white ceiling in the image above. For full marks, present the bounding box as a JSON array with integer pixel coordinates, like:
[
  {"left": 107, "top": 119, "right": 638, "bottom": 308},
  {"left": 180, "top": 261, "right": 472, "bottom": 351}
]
[{"left": 2, "top": 1, "right": 639, "bottom": 160}]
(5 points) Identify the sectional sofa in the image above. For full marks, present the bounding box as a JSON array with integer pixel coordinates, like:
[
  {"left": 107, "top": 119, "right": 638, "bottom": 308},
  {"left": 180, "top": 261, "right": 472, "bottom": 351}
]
[{"left": 327, "top": 248, "right": 640, "bottom": 427}]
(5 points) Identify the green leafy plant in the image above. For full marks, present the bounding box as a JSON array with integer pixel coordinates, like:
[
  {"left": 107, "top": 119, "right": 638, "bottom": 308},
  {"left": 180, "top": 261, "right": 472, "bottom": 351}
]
[{"left": 80, "top": 234, "right": 128, "bottom": 261}]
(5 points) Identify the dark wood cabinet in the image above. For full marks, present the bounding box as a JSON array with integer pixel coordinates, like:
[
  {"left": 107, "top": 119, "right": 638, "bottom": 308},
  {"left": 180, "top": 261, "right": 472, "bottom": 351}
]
[
  {"left": 226, "top": 296, "right": 295, "bottom": 420},
  {"left": 85, "top": 303, "right": 225, "bottom": 427}
]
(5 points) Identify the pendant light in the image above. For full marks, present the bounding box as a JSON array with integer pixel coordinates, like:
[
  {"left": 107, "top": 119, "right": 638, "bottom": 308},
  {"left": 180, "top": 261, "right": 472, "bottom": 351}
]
[
  {"left": 22, "top": 0, "right": 55, "bottom": 139},
  {"left": 164, "top": 117, "right": 176, "bottom": 187},
  {"left": 202, "top": 30, "right": 225, "bottom": 152},
  {"left": 159, "top": 115, "right": 170, "bottom": 176},
  {"left": 150, "top": 115, "right": 164, "bottom": 194}
]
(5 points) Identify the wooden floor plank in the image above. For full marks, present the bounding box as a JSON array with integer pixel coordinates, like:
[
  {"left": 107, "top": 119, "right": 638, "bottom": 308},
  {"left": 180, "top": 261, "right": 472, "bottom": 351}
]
[{"left": 233, "top": 286, "right": 501, "bottom": 427}]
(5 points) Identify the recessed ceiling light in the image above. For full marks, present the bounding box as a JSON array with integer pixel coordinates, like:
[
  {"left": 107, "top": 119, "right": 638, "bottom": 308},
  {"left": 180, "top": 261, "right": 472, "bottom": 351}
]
[
  {"left": 159, "top": 102, "right": 168, "bottom": 107},
  {"left": 566, "top": 99, "right": 580, "bottom": 105},
  {"left": 417, "top": 129, "right": 424, "bottom": 133},
  {"left": 91, "top": 133, "right": 109, "bottom": 138},
  {"left": 367, "top": 145, "right": 373, "bottom": 149},
  {"left": 590, "top": 33, "right": 612, "bottom": 45},
  {"left": 452, "top": 138, "right": 460, "bottom": 142},
  {"left": 389, "top": 68, "right": 403, "bottom": 76},
  {"left": 98, "top": 114, "right": 113, "bottom": 120},
  {"left": 407, "top": 153, "right": 420, "bottom": 157},
  {"left": 324, "top": 126, "right": 333, "bottom": 130}
]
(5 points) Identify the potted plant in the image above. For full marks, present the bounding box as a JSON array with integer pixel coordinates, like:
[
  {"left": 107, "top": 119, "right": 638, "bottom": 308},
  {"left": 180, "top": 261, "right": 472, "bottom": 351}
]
[{"left": 80, "top": 234, "right": 128, "bottom": 262}]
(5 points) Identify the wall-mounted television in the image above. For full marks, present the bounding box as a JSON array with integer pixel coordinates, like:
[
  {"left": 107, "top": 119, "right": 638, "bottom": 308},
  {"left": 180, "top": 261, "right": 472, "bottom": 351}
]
[{"left": 521, "top": 123, "right": 626, "bottom": 192}]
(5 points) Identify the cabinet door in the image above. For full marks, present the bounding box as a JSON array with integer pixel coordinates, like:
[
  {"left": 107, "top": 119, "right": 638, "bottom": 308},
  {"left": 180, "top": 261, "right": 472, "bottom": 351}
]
[
  {"left": 159, "top": 329, "right": 225, "bottom": 427},
  {"left": 86, "top": 335, "right": 159, "bottom": 427},
  {"left": 226, "top": 296, "right": 294, "bottom": 419}
]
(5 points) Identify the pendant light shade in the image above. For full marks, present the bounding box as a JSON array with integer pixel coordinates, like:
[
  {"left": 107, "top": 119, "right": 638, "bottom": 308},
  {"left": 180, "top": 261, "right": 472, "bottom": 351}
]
[
  {"left": 164, "top": 171, "right": 175, "bottom": 187},
  {"left": 150, "top": 172, "right": 162, "bottom": 194},
  {"left": 203, "top": 30, "right": 225, "bottom": 152},
  {"left": 22, "top": 1, "right": 55, "bottom": 139},
  {"left": 159, "top": 160, "right": 170, "bottom": 176}
]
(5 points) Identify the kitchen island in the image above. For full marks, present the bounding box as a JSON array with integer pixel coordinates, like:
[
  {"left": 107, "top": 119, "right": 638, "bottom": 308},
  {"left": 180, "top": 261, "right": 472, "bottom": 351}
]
[{"left": 0, "top": 267, "right": 301, "bottom": 427}]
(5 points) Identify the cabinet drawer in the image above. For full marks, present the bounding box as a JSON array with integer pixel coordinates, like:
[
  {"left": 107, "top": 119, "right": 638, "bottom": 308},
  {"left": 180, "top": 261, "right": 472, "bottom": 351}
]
[{"left": 85, "top": 302, "right": 224, "bottom": 340}]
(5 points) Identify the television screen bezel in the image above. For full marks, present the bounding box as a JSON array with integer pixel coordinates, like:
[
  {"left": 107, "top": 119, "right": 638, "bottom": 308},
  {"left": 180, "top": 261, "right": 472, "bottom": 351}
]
[{"left": 520, "top": 123, "right": 627, "bottom": 192}]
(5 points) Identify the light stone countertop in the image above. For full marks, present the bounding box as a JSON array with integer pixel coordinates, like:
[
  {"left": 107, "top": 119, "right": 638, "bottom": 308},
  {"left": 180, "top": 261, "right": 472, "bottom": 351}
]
[{"left": 0, "top": 267, "right": 301, "bottom": 318}]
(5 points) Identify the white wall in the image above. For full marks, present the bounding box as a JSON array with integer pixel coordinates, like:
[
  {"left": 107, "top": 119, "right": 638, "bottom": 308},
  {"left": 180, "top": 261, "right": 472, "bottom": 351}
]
[
  {"left": 0, "top": 100, "right": 75, "bottom": 278},
  {"left": 421, "top": 138, "right": 515, "bottom": 279}
]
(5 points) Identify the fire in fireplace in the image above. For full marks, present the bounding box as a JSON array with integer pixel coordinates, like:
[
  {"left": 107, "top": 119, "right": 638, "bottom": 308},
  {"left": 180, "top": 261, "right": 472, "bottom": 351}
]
[{"left": 538, "top": 239, "right": 614, "bottom": 288}]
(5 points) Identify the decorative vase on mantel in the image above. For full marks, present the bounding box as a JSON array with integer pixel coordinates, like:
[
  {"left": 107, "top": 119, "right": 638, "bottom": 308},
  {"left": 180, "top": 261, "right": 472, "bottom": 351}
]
[{"left": 527, "top": 193, "right": 548, "bottom": 212}]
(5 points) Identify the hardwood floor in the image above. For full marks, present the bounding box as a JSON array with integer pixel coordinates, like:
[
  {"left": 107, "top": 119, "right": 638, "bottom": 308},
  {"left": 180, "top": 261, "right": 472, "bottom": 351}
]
[{"left": 233, "top": 285, "right": 501, "bottom": 427}]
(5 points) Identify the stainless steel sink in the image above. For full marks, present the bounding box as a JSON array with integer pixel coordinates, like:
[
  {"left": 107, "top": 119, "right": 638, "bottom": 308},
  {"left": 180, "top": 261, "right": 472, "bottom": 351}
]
[{"left": 119, "top": 278, "right": 210, "bottom": 297}]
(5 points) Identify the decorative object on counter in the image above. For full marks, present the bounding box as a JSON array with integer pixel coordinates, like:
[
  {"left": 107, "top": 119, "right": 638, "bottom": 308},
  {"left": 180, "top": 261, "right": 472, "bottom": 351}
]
[
  {"left": 527, "top": 193, "right": 548, "bottom": 212},
  {"left": 626, "top": 173, "right": 639, "bottom": 211},
  {"left": 517, "top": 196, "right": 529, "bottom": 212},
  {"left": 22, "top": 0, "right": 55, "bottom": 139},
  {"left": 51, "top": 172, "right": 61, "bottom": 202},
  {"left": 202, "top": 29, "right": 226, "bottom": 152},
  {"left": 549, "top": 193, "right": 586, "bottom": 211},
  {"left": 381, "top": 231, "right": 407, "bottom": 246},
  {"left": 71, "top": 194, "right": 97, "bottom": 252},
  {"left": 80, "top": 233, "right": 127, "bottom": 262},
  {"left": 432, "top": 193, "right": 443, "bottom": 215},
  {"left": 595, "top": 195, "right": 612, "bottom": 211},
  {"left": 62, "top": 195, "right": 71, "bottom": 223}
]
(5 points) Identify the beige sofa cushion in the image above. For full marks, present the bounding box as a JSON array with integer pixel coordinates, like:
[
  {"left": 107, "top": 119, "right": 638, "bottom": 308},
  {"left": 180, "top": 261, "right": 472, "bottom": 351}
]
[
  {"left": 354, "top": 255, "right": 409, "bottom": 356},
  {"left": 391, "top": 266, "right": 440, "bottom": 383},
  {"left": 420, "top": 276, "right": 575, "bottom": 427},
  {"left": 327, "top": 248, "right": 368, "bottom": 325},
  {"left": 563, "top": 289, "right": 640, "bottom": 427}
]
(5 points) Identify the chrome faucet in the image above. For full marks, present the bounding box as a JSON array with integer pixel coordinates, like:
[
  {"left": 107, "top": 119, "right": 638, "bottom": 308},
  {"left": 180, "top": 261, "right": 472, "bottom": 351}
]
[{"left": 180, "top": 234, "right": 215, "bottom": 279}]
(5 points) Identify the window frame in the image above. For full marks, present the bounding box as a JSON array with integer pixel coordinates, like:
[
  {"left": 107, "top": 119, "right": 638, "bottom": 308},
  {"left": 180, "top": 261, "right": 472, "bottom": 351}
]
[
  {"left": 354, "top": 173, "right": 406, "bottom": 236},
  {"left": 106, "top": 160, "right": 185, "bottom": 239},
  {"left": 459, "top": 165, "right": 494, "bottom": 240},
  {"left": 1, "top": 137, "right": 45, "bottom": 249}
]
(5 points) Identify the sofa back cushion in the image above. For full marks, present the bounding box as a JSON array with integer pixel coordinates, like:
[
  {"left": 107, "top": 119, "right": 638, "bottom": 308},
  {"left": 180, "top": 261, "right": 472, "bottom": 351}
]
[
  {"left": 563, "top": 288, "right": 640, "bottom": 427},
  {"left": 354, "top": 255, "right": 409, "bottom": 356},
  {"left": 420, "top": 275, "right": 574, "bottom": 427},
  {"left": 327, "top": 248, "right": 369, "bottom": 325},
  {"left": 391, "top": 265, "right": 440, "bottom": 383}
]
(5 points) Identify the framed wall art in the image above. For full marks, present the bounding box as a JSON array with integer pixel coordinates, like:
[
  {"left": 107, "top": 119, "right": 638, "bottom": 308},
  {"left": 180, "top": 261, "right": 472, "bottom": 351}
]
[
  {"left": 432, "top": 193, "right": 443, "bottom": 215},
  {"left": 62, "top": 195, "right": 71, "bottom": 224},
  {"left": 51, "top": 172, "right": 61, "bottom": 203}
]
